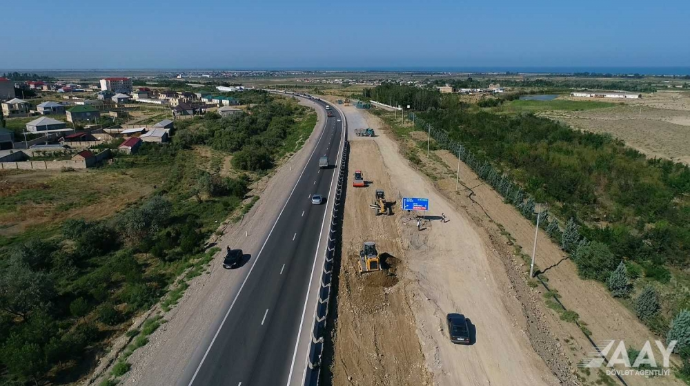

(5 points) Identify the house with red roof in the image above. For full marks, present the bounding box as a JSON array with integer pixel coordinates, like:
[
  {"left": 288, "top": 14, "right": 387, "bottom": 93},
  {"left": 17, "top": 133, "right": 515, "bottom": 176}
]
[{"left": 118, "top": 137, "right": 142, "bottom": 154}]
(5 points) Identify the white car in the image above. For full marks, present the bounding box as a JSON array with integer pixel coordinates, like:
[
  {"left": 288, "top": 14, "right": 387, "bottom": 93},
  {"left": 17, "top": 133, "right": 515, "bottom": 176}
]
[{"left": 311, "top": 195, "right": 323, "bottom": 205}]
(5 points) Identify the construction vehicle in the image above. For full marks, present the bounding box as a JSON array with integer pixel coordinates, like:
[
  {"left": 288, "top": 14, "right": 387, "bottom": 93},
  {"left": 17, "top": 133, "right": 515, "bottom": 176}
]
[
  {"left": 370, "top": 189, "right": 393, "bottom": 215},
  {"left": 354, "top": 128, "right": 375, "bottom": 137},
  {"left": 344, "top": 98, "right": 351, "bottom": 106},
  {"left": 359, "top": 241, "right": 382, "bottom": 273},
  {"left": 353, "top": 170, "right": 365, "bottom": 187}
]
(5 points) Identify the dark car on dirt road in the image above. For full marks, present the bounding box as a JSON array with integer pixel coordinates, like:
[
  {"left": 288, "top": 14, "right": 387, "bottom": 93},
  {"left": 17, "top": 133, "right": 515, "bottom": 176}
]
[
  {"left": 447, "top": 313, "right": 471, "bottom": 344},
  {"left": 223, "top": 248, "right": 243, "bottom": 269}
]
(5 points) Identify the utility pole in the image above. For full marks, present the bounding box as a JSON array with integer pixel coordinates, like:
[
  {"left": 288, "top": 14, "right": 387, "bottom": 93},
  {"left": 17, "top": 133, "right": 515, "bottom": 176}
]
[
  {"left": 455, "top": 149, "right": 460, "bottom": 191},
  {"left": 427, "top": 124, "right": 431, "bottom": 157},
  {"left": 529, "top": 204, "right": 547, "bottom": 278}
]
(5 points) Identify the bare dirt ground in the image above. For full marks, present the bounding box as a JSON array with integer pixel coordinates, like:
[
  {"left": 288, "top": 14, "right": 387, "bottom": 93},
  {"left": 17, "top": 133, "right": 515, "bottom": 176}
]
[
  {"left": 89, "top": 98, "right": 328, "bottom": 386},
  {"left": 328, "top": 105, "right": 562, "bottom": 386},
  {"left": 551, "top": 92, "right": 690, "bottom": 164},
  {"left": 352, "top": 107, "right": 684, "bottom": 385}
]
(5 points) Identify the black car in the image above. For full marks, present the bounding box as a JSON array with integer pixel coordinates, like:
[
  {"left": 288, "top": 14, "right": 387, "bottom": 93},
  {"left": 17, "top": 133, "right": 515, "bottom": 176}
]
[
  {"left": 223, "top": 248, "right": 243, "bottom": 269},
  {"left": 447, "top": 313, "right": 471, "bottom": 344}
]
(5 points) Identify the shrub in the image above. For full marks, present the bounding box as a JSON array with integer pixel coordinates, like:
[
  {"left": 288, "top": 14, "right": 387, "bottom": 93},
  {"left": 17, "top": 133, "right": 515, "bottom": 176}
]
[
  {"left": 607, "top": 261, "right": 632, "bottom": 298},
  {"left": 667, "top": 310, "right": 690, "bottom": 353},
  {"left": 635, "top": 286, "right": 661, "bottom": 322},
  {"left": 96, "top": 303, "right": 121, "bottom": 326},
  {"left": 111, "top": 361, "right": 131, "bottom": 377},
  {"left": 643, "top": 263, "right": 671, "bottom": 283},
  {"left": 573, "top": 241, "right": 617, "bottom": 281},
  {"left": 70, "top": 297, "right": 90, "bottom": 319}
]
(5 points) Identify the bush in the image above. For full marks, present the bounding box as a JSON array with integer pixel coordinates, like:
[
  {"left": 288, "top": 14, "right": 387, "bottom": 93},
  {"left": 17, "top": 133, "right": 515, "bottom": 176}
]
[
  {"left": 667, "top": 310, "right": 690, "bottom": 353},
  {"left": 119, "top": 283, "right": 157, "bottom": 311},
  {"left": 70, "top": 297, "right": 90, "bottom": 319},
  {"left": 635, "top": 286, "right": 661, "bottom": 322},
  {"left": 643, "top": 263, "right": 671, "bottom": 283},
  {"left": 111, "top": 361, "right": 131, "bottom": 377},
  {"left": 607, "top": 261, "right": 632, "bottom": 298},
  {"left": 96, "top": 303, "right": 121, "bottom": 326},
  {"left": 573, "top": 241, "right": 617, "bottom": 281}
]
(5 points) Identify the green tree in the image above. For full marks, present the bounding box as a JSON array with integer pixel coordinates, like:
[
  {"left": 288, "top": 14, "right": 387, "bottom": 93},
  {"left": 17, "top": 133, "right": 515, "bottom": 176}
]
[
  {"left": 668, "top": 310, "right": 690, "bottom": 354},
  {"left": 635, "top": 285, "right": 661, "bottom": 321},
  {"left": 0, "top": 258, "right": 54, "bottom": 318},
  {"left": 546, "top": 219, "right": 560, "bottom": 238},
  {"left": 573, "top": 241, "right": 617, "bottom": 281},
  {"left": 521, "top": 197, "right": 536, "bottom": 219},
  {"left": 607, "top": 261, "right": 632, "bottom": 297},
  {"left": 561, "top": 218, "right": 580, "bottom": 253}
]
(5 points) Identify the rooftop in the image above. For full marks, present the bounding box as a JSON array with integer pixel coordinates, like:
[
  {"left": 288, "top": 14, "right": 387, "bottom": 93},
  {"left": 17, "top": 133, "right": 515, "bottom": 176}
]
[
  {"left": 120, "top": 137, "right": 142, "bottom": 148},
  {"left": 141, "top": 128, "right": 167, "bottom": 138},
  {"left": 153, "top": 119, "right": 173, "bottom": 127},
  {"left": 37, "top": 101, "right": 63, "bottom": 108},
  {"left": 27, "top": 117, "right": 65, "bottom": 126},
  {"left": 4, "top": 98, "right": 28, "bottom": 105},
  {"left": 103, "top": 77, "right": 130, "bottom": 81},
  {"left": 75, "top": 150, "right": 95, "bottom": 159}
]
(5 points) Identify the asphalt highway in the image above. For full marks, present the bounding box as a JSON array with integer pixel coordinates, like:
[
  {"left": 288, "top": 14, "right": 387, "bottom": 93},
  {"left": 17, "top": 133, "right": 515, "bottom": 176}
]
[{"left": 186, "top": 99, "right": 343, "bottom": 386}]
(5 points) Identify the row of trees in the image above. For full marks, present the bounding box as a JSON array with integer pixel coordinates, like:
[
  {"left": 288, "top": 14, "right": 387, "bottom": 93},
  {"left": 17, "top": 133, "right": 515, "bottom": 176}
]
[
  {"left": 375, "top": 81, "right": 690, "bottom": 368},
  {"left": 413, "top": 111, "right": 690, "bottom": 362},
  {"left": 1, "top": 72, "right": 55, "bottom": 81}
]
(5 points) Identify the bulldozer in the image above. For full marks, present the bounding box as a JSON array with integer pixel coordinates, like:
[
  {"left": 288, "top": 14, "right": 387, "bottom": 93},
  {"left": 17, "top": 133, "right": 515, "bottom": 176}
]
[
  {"left": 370, "top": 189, "right": 393, "bottom": 216},
  {"left": 359, "top": 241, "right": 382, "bottom": 273}
]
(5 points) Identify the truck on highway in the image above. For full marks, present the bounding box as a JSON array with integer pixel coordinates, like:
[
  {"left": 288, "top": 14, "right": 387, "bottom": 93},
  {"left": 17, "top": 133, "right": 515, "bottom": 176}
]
[{"left": 319, "top": 156, "right": 329, "bottom": 168}]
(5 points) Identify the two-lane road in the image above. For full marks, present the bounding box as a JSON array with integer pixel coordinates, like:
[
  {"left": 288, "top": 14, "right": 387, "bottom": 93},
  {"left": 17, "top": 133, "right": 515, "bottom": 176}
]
[{"left": 185, "top": 99, "right": 343, "bottom": 386}]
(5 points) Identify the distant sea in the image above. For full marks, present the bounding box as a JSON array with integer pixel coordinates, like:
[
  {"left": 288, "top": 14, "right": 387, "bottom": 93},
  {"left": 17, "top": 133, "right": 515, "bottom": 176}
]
[{"left": 305, "top": 66, "right": 690, "bottom": 76}]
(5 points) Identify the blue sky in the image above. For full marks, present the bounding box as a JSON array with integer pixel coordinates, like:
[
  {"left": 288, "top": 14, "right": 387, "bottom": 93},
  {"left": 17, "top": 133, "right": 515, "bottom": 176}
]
[{"left": 2, "top": 0, "right": 689, "bottom": 70}]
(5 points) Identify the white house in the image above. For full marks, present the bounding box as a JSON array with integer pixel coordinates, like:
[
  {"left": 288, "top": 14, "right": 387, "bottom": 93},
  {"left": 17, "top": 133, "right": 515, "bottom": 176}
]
[{"left": 570, "top": 91, "right": 641, "bottom": 99}]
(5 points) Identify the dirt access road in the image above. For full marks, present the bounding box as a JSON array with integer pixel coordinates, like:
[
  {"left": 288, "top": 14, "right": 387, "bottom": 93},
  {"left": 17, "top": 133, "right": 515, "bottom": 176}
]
[
  {"left": 326, "top": 104, "right": 560, "bottom": 386},
  {"left": 351, "top": 105, "right": 684, "bottom": 385}
]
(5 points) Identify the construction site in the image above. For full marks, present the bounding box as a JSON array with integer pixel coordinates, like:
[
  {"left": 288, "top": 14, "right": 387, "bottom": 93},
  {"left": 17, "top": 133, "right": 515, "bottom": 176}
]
[{"left": 321, "top": 103, "right": 564, "bottom": 386}]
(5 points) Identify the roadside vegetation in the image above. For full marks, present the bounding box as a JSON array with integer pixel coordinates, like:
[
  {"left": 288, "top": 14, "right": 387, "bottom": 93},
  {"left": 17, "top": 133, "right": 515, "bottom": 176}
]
[
  {"left": 365, "top": 84, "right": 690, "bottom": 376},
  {"left": 0, "top": 92, "right": 315, "bottom": 385}
]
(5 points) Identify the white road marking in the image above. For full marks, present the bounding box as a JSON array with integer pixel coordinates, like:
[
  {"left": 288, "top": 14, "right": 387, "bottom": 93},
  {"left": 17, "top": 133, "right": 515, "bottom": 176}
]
[
  {"left": 188, "top": 93, "right": 332, "bottom": 386},
  {"left": 290, "top": 102, "right": 346, "bottom": 386},
  {"left": 302, "top": 210, "right": 305, "bottom": 216},
  {"left": 308, "top": 194, "right": 311, "bottom": 198},
  {"left": 293, "top": 233, "right": 297, "bottom": 241},
  {"left": 281, "top": 264, "right": 285, "bottom": 274},
  {"left": 238, "top": 383, "right": 242, "bottom": 386},
  {"left": 261, "top": 309, "right": 268, "bottom": 325},
  {"left": 314, "top": 181, "right": 316, "bottom": 185}
]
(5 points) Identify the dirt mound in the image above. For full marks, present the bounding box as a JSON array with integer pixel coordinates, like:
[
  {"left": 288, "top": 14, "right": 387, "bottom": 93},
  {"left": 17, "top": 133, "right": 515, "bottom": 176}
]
[{"left": 362, "top": 270, "right": 399, "bottom": 289}]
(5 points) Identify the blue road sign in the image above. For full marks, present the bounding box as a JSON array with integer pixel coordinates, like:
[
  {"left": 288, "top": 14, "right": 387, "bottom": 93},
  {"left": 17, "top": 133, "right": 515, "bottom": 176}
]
[{"left": 402, "top": 197, "right": 429, "bottom": 211}]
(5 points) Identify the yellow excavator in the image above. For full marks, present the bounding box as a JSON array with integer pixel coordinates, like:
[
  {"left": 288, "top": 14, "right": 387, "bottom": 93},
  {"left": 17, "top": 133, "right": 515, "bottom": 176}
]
[
  {"left": 359, "top": 241, "right": 382, "bottom": 273},
  {"left": 370, "top": 189, "right": 393, "bottom": 216}
]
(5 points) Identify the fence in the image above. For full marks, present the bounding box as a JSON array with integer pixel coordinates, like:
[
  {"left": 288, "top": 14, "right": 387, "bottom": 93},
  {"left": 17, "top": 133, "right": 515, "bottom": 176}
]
[
  {"left": 303, "top": 106, "right": 349, "bottom": 385},
  {"left": 406, "top": 112, "right": 630, "bottom": 386}
]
